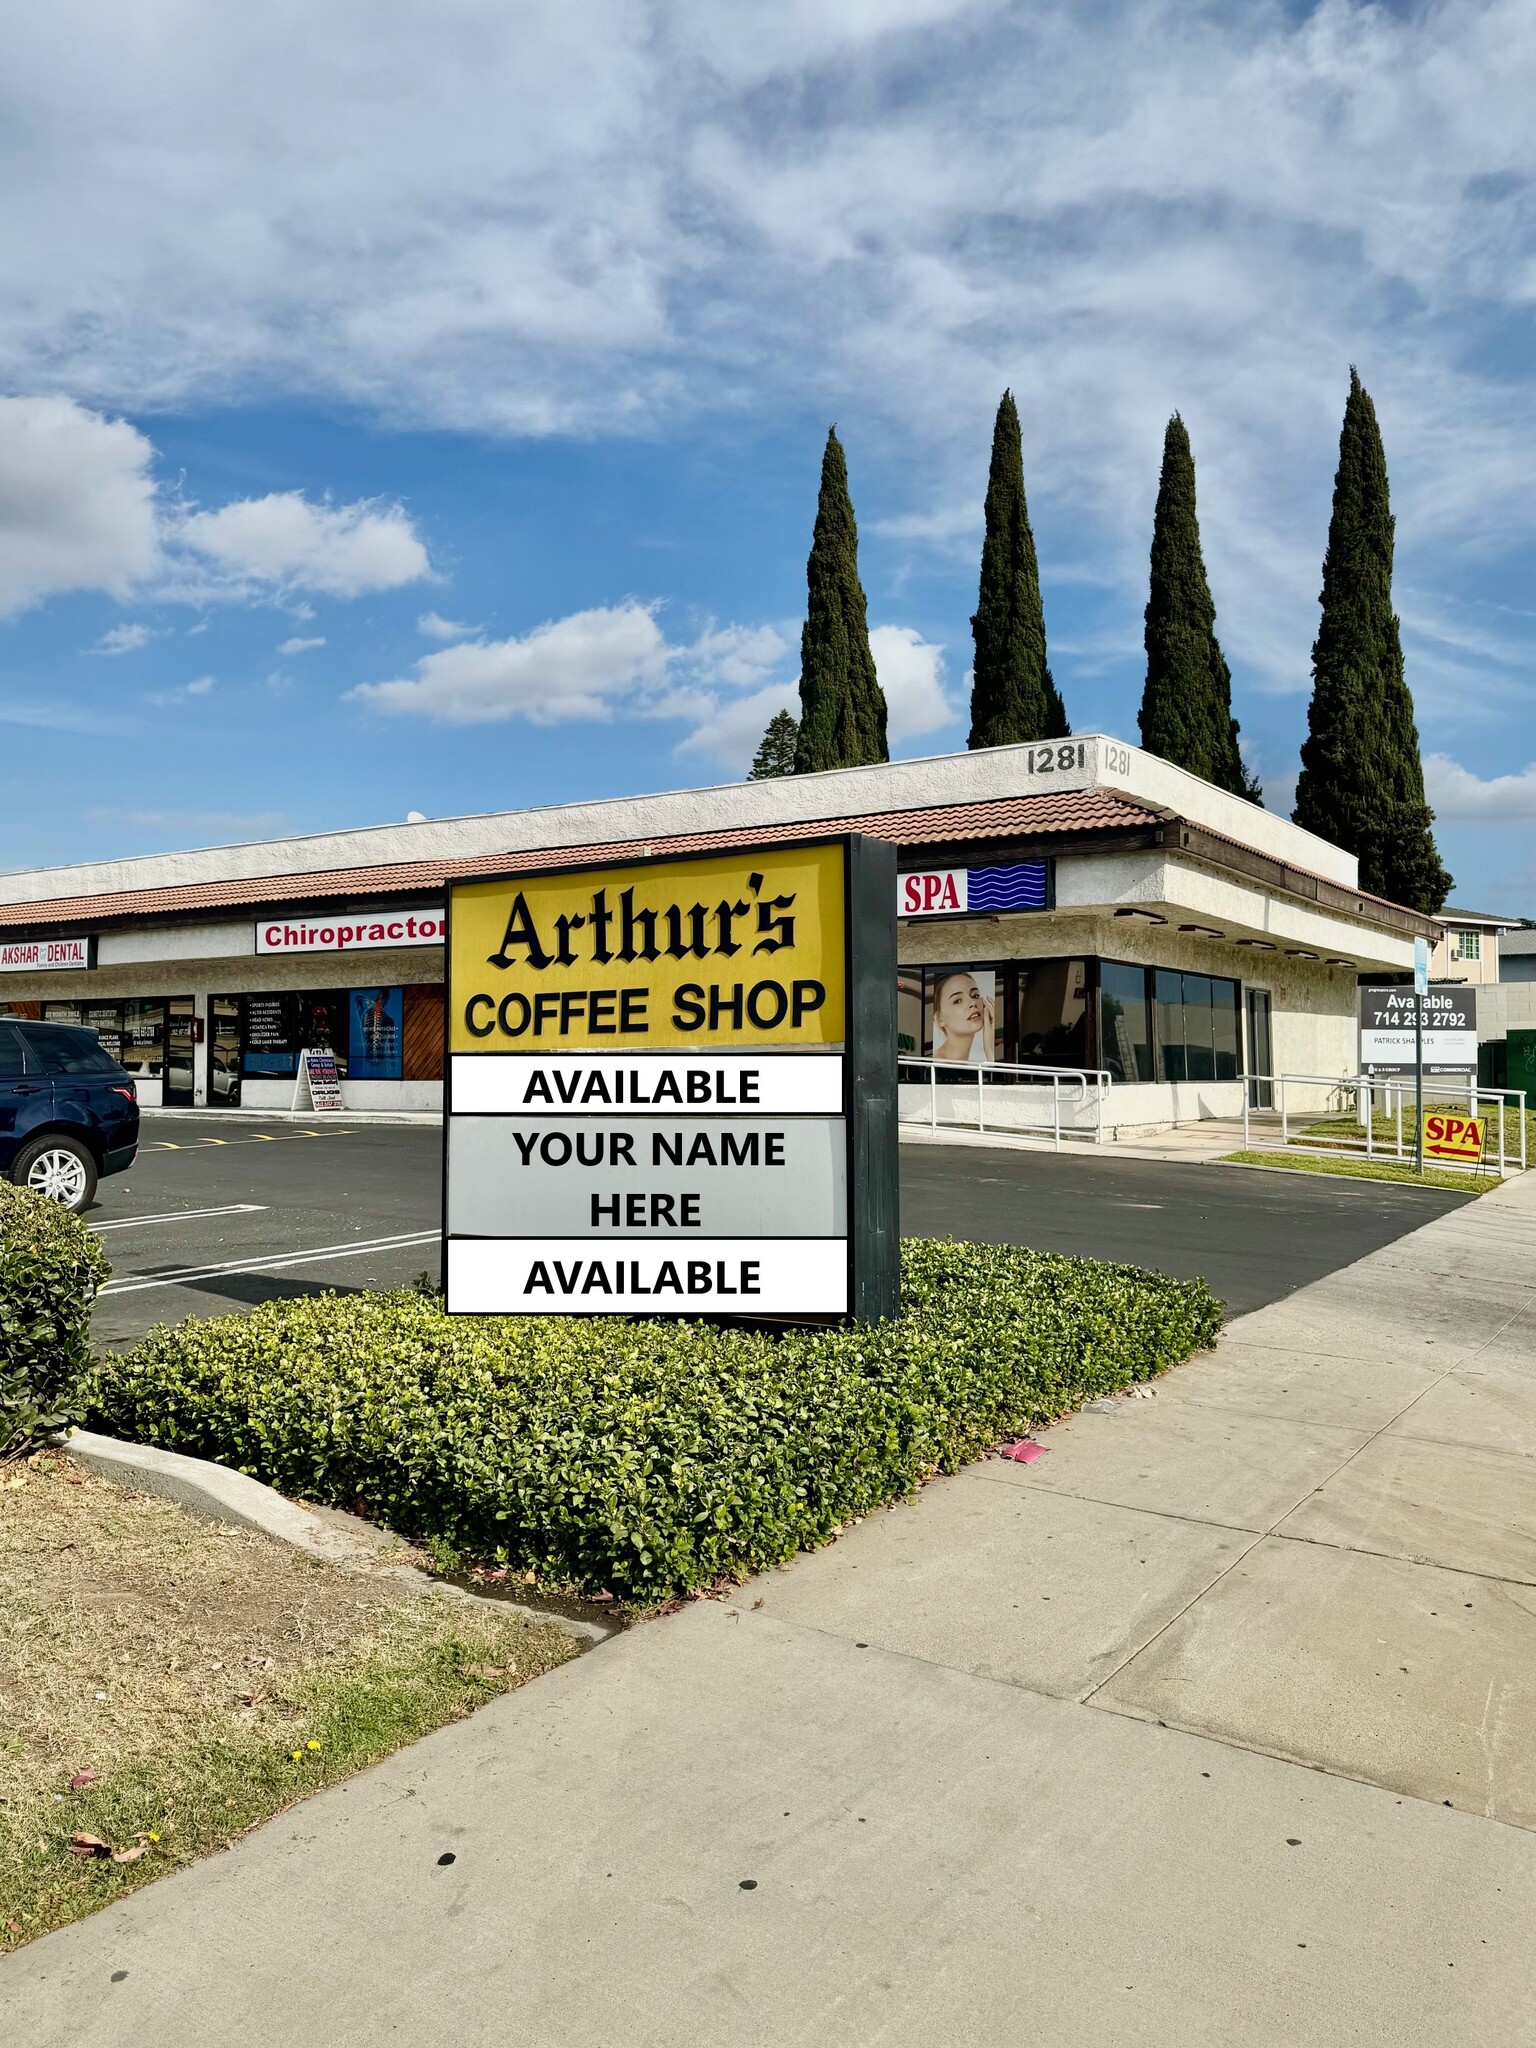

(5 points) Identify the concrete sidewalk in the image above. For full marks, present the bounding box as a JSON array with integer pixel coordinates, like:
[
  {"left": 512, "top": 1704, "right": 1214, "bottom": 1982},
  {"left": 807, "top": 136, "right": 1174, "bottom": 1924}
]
[{"left": 8, "top": 1179, "right": 1536, "bottom": 2044}]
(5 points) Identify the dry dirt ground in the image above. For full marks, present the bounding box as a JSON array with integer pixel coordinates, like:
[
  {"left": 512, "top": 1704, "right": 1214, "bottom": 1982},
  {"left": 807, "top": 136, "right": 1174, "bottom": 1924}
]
[{"left": 0, "top": 1454, "right": 574, "bottom": 1947}]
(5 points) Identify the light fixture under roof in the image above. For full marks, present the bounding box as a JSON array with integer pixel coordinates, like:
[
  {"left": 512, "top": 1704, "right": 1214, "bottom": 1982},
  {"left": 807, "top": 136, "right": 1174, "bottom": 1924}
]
[
  {"left": 1114, "top": 907, "right": 1167, "bottom": 925},
  {"left": 1178, "top": 923, "right": 1224, "bottom": 940},
  {"left": 1286, "top": 949, "right": 1320, "bottom": 960},
  {"left": 1235, "top": 938, "right": 1277, "bottom": 950},
  {"left": 1326, "top": 957, "right": 1355, "bottom": 968}
]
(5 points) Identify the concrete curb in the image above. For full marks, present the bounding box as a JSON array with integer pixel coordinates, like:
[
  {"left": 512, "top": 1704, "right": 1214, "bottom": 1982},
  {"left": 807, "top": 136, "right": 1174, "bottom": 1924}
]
[{"left": 60, "top": 1428, "right": 614, "bottom": 1648}]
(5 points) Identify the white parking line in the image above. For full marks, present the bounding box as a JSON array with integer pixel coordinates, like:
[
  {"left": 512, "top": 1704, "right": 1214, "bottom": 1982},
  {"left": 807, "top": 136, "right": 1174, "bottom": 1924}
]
[
  {"left": 90, "top": 1204, "right": 268, "bottom": 1233},
  {"left": 98, "top": 1229, "right": 440, "bottom": 1295}
]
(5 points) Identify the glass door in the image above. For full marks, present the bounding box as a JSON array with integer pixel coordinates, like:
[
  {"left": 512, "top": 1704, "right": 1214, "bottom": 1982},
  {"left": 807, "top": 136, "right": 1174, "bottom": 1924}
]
[
  {"left": 1246, "top": 989, "right": 1273, "bottom": 1109},
  {"left": 165, "top": 997, "right": 196, "bottom": 1106},
  {"left": 210, "top": 996, "right": 242, "bottom": 1106}
]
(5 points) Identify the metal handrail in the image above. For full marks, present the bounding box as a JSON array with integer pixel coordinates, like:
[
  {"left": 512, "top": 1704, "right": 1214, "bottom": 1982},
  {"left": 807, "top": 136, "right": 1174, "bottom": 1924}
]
[
  {"left": 897, "top": 1055, "right": 1114, "bottom": 1151},
  {"left": 1242, "top": 1072, "right": 1527, "bottom": 1176}
]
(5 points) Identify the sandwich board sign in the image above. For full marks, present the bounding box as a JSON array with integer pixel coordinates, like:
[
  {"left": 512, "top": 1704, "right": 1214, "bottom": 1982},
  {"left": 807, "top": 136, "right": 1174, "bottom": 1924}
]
[
  {"left": 1422, "top": 1110, "right": 1486, "bottom": 1166},
  {"left": 444, "top": 836, "right": 898, "bottom": 1322},
  {"left": 293, "top": 1047, "right": 344, "bottom": 1112}
]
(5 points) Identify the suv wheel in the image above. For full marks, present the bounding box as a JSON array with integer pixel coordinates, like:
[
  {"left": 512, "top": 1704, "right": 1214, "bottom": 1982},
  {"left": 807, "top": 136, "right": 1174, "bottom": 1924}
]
[{"left": 11, "top": 1133, "right": 98, "bottom": 1213}]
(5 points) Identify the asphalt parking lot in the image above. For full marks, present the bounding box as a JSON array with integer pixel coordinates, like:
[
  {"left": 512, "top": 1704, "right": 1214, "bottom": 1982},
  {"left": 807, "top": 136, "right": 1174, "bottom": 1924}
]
[{"left": 81, "top": 1112, "right": 1473, "bottom": 1346}]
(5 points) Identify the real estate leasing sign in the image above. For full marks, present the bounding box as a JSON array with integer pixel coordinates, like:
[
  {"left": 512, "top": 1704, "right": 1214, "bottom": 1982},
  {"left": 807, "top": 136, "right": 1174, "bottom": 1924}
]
[{"left": 444, "top": 836, "right": 898, "bottom": 1322}]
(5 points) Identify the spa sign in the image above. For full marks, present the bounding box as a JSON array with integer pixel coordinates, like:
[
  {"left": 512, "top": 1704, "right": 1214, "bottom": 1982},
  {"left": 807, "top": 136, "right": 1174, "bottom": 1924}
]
[{"left": 444, "top": 837, "right": 898, "bottom": 1323}]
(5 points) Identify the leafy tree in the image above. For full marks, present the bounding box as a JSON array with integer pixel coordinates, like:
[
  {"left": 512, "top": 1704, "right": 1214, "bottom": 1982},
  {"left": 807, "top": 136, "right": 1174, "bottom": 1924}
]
[
  {"left": 969, "top": 391, "right": 1068, "bottom": 747},
  {"left": 748, "top": 707, "right": 800, "bottom": 779},
  {"left": 1293, "top": 370, "right": 1451, "bottom": 911},
  {"left": 1138, "top": 414, "right": 1260, "bottom": 801},
  {"left": 794, "top": 428, "right": 888, "bottom": 772}
]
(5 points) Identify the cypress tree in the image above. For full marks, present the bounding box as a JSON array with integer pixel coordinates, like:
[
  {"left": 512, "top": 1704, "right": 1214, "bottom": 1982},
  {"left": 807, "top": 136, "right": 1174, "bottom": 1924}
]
[
  {"left": 969, "top": 391, "right": 1068, "bottom": 747},
  {"left": 1138, "top": 414, "right": 1260, "bottom": 801},
  {"left": 794, "top": 428, "right": 888, "bottom": 772},
  {"left": 1293, "top": 370, "right": 1451, "bottom": 911},
  {"left": 748, "top": 708, "right": 799, "bottom": 780}
]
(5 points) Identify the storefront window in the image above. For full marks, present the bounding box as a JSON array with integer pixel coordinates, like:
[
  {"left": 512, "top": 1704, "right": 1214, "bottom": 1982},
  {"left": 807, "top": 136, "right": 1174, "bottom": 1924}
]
[
  {"left": 81, "top": 1003, "right": 125, "bottom": 1063},
  {"left": 1154, "top": 970, "right": 1241, "bottom": 1083},
  {"left": 1100, "top": 962, "right": 1153, "bottom": 1082},
  {"left": 1017, "top": 959, "right": 1089, "bottom": 1068},
  {"left": 896, "top": 971, "right": 923, "bottom": 1056},
  {"left": 1212, "top": 980, "right": 1241, "bottom": 1081},
  {"left": 123, "top": 999, "right": 167, "bottom": 1079},
  {"left": 237, "top": 992, "right": 352, "bottom": 1080}
]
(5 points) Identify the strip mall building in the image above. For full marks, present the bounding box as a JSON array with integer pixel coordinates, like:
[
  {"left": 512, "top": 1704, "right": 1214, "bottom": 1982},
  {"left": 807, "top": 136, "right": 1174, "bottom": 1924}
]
[{"left": 0, "top": 736, "right": 1435, "bottom": 1131}]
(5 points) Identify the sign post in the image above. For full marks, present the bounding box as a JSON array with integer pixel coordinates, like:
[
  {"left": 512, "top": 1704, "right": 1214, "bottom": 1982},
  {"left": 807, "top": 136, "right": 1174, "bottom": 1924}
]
[
  {"left": 1413, "top": 936, "right": 1429, "bottom": 1175},
  {"left": 443, "top": 835, "right": 898, "bottom": 1323}
]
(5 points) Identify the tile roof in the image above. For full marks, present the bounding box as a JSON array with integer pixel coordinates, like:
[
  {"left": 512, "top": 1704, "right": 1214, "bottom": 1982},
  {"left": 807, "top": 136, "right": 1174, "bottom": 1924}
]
[{"left": 0, "top": 788, "right": 1158, "bottom": 929}]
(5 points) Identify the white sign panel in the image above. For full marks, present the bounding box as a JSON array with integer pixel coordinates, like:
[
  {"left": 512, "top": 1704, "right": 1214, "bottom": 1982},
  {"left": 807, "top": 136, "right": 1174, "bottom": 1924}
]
[
  {"left": 446, "top": 1236, "right": 849, "bottom": 1316},
  {"left": 447, "top": 1116, "right": 846, "bottom": 1237},
  {"left": 0, "top": 936, "right": 92, "bottom": 973},
  {"left": 450, "top": 1052, "right": 843, "bottom": 1117},
  {"left": 256, "top": 911, "right": 444, "bottom": 956},
  {"left": 1359, "top": 987, "right": 1478, "bottom": 1075}
]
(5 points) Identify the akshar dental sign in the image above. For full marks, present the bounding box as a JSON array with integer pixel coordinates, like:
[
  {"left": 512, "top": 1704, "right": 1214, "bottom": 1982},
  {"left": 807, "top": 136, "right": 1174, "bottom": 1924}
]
[
  {"left": 0, "top": 935, "right": 93, "bottom": 972},
  {"left": 444, "top": 838, "right": 898, "bottom": 1323}
]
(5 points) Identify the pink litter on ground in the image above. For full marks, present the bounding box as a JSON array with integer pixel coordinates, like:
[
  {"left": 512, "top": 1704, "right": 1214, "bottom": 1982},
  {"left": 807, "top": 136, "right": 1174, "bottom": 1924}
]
[{"left": 999, "top": 1440, "right": 1045, "bottom": 1464}]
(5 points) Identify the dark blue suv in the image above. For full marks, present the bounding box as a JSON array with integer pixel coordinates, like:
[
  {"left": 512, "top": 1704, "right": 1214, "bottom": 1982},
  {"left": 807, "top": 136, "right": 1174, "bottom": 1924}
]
[{"left": 0, "top": 1017, "right": 139, "bottom": 1212}]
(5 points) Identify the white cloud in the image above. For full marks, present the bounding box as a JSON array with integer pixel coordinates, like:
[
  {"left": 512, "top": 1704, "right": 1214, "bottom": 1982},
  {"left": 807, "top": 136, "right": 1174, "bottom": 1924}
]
[
  {"left": 146, "top": 674, "right": 214, "bottom": 706},
  {"left": 87, "top": 806, "right": 288, "bottom": 837},
  {"left": 683, "top": 623, "right": 787, "bottom": 690},
  {"left": 1425, "top": 753, "right": 1536, "bottom": 821},
  {"left": 675, "top": 621, "right": 951, "bottom": 769},
  {"left": 418, "top": 611, "right": 475, "bottom": 642},
  {"left": 90, "top": 621, "right": 154, "bottom": 655},
  {"left": 350, "top": 602, "right": 671, "bottom": 724},
  {"left": 3, "top": 1, "right": 1533, "bottom": 768},
  {"left": 0, "top": 394, "right": 431, "bottom": 617},
  {"left": 678, "top": 680, "right": 800, "bottom": 774},
  {"left": 869, "top": 624, "right": 954, "bottom": 744},
  {"left": 0, "top": 396, "right": 159, "bottom": 616},
  {"left": 277, "top": 634, "right": 326, "bottom": 654},
  {"left": 173, "top": 493, "right": 430, "bottom": 599}
]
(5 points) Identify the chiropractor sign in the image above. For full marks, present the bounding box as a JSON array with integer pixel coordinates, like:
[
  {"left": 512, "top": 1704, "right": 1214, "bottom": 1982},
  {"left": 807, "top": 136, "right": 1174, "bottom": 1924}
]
[{"left": 444, "top": 837, "right": 898, "bottom": 1323}]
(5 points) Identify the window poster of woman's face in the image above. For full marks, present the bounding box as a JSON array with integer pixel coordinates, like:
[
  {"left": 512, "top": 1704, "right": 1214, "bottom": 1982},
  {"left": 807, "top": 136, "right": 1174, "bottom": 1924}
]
[{"left": 927, "top": 968, "right": 997, "bottom": 1064}]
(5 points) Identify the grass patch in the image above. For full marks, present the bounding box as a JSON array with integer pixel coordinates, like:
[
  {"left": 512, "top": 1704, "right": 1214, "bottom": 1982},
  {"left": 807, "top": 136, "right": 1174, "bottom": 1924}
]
[
  {"left": 1301, "top": 1101, "right": 1533, "bottom": 1172},
  {"left": 84, "top": 1239, "right": 1222, "bottom": 1605},
  {"left": 0, "top": 1455, "right": 574, "bottom": 1951},
  {"left": 1219, "top": 1150, "right": 1497, "bottom": 1195}
]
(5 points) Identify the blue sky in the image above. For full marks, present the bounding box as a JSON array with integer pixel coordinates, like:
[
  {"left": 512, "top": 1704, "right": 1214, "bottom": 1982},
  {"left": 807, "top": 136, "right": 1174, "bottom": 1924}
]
[{"left": 0, "top": 0, "right": 1532, "bottom": 912}]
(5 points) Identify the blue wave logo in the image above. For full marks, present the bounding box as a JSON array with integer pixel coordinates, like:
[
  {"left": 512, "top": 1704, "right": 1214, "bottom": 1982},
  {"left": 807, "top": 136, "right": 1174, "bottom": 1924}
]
[{"left": 966, "top": 863, "right": 1047, "bottom": 911}]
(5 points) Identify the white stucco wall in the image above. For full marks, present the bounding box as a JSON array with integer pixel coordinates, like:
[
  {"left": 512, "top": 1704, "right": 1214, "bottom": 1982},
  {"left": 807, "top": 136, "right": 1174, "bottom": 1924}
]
[{"left": 0, "top": 733, "right": 1362, "bottom": 908}]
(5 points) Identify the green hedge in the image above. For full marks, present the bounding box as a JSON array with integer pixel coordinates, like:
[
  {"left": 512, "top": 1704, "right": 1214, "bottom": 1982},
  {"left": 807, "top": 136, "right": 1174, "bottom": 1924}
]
[
  {"left": 1, "top": 1184, "right": 111, "bottom": 1463},
  {"left": 86, "top": 1240, "right": 1221, "bottom": 1601}
]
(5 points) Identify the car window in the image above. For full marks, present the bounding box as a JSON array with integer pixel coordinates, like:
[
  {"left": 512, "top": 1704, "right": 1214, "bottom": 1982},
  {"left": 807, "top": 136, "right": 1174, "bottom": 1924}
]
[
  {"left": 0, "top": 1021, "right": 29, "bottom": 1079},
  {"left": 20, "top": 1024, "right": 122, "bottom": 1076}
]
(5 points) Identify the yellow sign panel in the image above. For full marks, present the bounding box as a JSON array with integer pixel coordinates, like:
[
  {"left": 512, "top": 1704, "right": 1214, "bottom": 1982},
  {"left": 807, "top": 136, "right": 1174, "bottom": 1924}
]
[
  {"left": 449, "top": 842, "right": 847, "bottom": 1053},
  {"left": 1423, "top": 1110, "right": 1485, "bottom": 1164}
]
